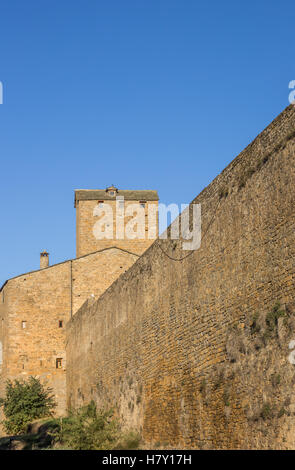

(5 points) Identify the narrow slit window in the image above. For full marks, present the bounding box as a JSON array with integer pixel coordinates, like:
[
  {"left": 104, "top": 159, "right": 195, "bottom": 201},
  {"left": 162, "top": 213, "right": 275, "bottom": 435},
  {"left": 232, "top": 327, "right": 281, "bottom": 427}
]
[
  {"left": 59, "top": 320, "right": 63, "bottom": 328},
  {"left": 56, "top": 358, "right": 62, "bottom": 369},
  {"left": 22, "top": 321, "right": 27, "bottom": 329}
]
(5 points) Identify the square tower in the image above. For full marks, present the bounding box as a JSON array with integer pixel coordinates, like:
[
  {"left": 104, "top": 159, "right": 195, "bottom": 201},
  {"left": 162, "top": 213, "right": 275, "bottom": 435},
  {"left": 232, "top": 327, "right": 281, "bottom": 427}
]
[{"left": 75, "top": 186, "right": 159, "bottom": 257}]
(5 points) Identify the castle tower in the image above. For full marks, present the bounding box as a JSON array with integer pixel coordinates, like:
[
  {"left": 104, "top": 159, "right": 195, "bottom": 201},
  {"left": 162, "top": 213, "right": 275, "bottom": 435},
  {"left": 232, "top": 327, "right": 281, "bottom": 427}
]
[{"left": 75, "top": 186, "right": 159, "bottom": 257}]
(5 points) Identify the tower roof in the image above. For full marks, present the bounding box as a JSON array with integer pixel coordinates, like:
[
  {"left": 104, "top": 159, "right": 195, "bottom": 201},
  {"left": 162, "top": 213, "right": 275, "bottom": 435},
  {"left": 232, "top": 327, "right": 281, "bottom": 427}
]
[{"left": 74, "top": 188, "right": 159, "bottom": 206}]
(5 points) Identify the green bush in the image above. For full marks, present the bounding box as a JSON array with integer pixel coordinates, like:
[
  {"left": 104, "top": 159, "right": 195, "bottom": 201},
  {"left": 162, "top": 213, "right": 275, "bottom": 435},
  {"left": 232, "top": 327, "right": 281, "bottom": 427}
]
[
  {"left": 52, "top": 401, "right": 140, "bottom": 450},
  {"left": 114, "top": 431, "right": 141, "bottom": 450},
  {"left": 260, "top": 402, "right": 273, "bottom": 420},
  {"left": 265, "top": 302, "right": 285, "bottom": 335},
  {"left": 0, "top": 377, "right": 56, "bottom": 435},
  {"left": 278, "top": 407, "right": 286, "bottom": 418},
  {"left": 271, "top": 373, "right": 281, "bottom": 387}
]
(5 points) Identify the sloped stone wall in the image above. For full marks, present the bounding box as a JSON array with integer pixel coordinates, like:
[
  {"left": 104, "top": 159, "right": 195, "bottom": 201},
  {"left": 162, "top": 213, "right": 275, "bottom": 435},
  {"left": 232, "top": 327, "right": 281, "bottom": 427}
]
[{"left": 66, "top": 105, "right": 295, "bottom": 448}]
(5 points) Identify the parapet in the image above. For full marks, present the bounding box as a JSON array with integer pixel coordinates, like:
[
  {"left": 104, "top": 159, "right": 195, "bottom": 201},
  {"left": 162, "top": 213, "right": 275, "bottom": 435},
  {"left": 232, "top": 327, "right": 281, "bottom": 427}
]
[{"left": 74, "top": 188, "right": 159, "bottom": 207}]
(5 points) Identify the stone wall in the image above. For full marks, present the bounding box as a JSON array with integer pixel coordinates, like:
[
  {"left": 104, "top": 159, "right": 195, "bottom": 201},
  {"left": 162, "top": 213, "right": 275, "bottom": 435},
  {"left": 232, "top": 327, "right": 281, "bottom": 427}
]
[
  {"left": 66, "top": 105, "right": 295, "bottom": 448},
  {"left": 1, "top": 262, "right": 70, "bottom": 415},
  {"left": 71, "top": 248, "right": 138, "bottom": 313},
  {"left": 0, "top": 247, "right": 138, "bottom": 415}
]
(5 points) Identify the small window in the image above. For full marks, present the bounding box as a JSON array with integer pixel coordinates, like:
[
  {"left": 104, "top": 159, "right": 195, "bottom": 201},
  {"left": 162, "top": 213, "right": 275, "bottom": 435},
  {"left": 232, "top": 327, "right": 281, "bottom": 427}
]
[
  {"left": 109, "top": 191, "right": 115, "bottom": 196},
  {"left": 98, "top": 200, "right": 104, "bottom": 207},
  {"left": 140, "top": 201, "right": 146, "bottom": 208},
  {"left": 22, "top": 321, "right": 27, "bottom": 329},
  {"left": 59, "top": 320, "right": 63, "bottom": 328},
  {"left": 56, "top": 358, "right": 62, "bottom": 369}
]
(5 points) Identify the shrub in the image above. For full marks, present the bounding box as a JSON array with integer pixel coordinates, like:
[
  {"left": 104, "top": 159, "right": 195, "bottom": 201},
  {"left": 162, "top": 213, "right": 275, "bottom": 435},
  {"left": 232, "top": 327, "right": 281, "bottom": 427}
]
[
  {"left": 52, "top": 401, "right": 140, "bottom": 450},
  {"left": 52, "top": 402, "right": 119, "bottom": 450},
  {"left": 219, "top": 186, "right": 229, "bottom": 199},
  {"left": 265, "top": 302, "right": 285, "bottom": 335},
  {"left": 114, "top": 431, "right": 141, "bottom": 450},
  {"left": 238, "top": 168, "right": 255, "bottom": 190},
  {"left": 0, "top": 377, "right": 56, "bottom": 435},
  {"left": 278, "top": 407, "right": 286, "bottom": 418},
  {"left": 223, "top": 390, "right": 230, "bottom": 407},
  {"left": 271, "top": 374, "right": 281, "bottom": 387},
  {"left": 260, "top": 402, "right": 273, "bottom": 420},
  {"left": 251, "top": 303, "right": 286, "bottom": 343}
]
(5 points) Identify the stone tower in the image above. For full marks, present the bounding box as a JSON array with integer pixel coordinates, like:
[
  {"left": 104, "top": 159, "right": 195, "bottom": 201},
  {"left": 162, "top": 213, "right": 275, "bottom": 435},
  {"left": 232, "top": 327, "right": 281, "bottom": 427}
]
[{"left": 75, "top": 186, "right": 159, "bottom": 257}]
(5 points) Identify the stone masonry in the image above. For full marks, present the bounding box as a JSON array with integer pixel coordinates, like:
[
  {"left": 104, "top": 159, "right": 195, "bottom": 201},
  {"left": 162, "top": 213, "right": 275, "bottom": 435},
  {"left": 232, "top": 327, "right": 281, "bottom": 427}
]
[
  {"left": 66, "top": 105, "right": 295, "bottom": 448},
  {"left": 75, "top": 187, "right": 159, "bottom": 257}
]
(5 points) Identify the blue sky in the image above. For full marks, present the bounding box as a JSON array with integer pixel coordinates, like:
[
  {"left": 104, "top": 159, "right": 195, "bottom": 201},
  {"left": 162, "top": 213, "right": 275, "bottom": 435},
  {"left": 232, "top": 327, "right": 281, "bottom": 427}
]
[{"left": 0, "top": 0, "right": 294, "bottom": 285}]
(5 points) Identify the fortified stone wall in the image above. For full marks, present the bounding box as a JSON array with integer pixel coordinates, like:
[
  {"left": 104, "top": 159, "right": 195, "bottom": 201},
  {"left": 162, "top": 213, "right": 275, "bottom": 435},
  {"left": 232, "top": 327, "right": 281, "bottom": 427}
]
[
  {"left": 66, "top": 105, "right": 295, "bottom": 448},
  {"left": 0, "top": 247, "right": 138, "bottom": 415}
]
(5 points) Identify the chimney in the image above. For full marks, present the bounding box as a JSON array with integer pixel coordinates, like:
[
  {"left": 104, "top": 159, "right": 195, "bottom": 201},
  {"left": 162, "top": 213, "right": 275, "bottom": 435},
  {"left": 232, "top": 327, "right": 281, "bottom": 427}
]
[{"left": 40, "top": 250, "right": 49, "bottom": 269}]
